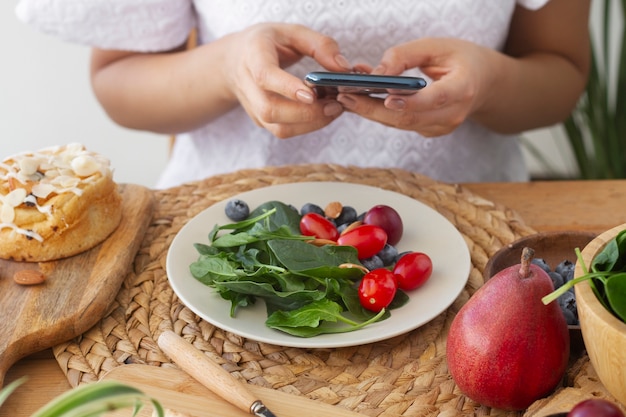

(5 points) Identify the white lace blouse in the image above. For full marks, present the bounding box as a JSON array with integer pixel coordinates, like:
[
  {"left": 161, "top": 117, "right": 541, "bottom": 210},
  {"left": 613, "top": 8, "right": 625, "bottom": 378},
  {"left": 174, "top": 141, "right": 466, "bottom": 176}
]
[{"left": 16, "top": 0, "right": 550, "bottom": 188}]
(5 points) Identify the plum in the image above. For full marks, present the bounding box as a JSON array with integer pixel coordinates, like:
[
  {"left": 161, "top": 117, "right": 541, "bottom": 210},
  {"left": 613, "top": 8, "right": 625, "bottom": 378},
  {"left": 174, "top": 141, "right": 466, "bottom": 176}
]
[{"left": 363, "top": 205, "right": 403, "bottom": 246}]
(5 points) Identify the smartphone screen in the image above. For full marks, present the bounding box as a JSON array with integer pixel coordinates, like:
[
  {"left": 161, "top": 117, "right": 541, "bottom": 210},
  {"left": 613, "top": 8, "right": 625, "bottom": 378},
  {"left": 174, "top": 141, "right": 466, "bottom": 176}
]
[{"left": 304, "top": 71, "right": 427, "bottom": 97}]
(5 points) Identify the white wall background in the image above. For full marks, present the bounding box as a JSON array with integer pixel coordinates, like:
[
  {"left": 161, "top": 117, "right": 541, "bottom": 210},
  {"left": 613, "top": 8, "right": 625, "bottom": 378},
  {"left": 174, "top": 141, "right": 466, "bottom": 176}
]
[
  {"left": 1, "top": 1, "right": 169, "bottom": 188},
  {"left": 2, "top": 1, "right": 588, "bottom": 188}
]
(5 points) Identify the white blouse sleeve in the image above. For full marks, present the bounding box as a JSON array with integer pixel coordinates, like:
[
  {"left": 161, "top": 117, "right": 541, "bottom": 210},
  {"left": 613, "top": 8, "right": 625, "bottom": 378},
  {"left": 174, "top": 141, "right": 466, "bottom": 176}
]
[
  {"left": 15, "top": 0, "right": 195, "bottom": 52},
  {"left": 516, "top": 0, "right": 551, "bottom": 10}
]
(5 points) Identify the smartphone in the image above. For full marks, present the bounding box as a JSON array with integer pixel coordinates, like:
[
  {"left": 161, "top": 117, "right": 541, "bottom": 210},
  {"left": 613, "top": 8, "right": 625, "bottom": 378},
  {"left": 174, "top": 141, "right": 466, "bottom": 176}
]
[{"left": 304, "top": 71, "right": 427, "bottom": 97}]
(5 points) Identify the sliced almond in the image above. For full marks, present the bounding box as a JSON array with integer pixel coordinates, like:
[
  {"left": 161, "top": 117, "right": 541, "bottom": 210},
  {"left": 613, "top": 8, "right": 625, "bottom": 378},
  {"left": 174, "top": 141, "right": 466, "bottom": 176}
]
[
  {"left": 340, "top": 220, "right": 363, "bottom": 235},
  {"left": 14, "top": 269, "right": 46, "bottom": 286},
  {"left": 339, "top": 263, "right": 369, "bottom": 274},
  {"left": 7, "top": 177, "right": 33, "bottom": 195},
  {"left": 308, "top": 238, "right": 338, "bottom": 247},
  {"left": 324, "top": 201, "right": 343, "bottom": 219}
]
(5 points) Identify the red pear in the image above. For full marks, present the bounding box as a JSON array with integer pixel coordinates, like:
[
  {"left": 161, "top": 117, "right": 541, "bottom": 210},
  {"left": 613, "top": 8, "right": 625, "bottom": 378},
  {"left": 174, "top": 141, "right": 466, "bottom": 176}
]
[{"left": 446, "top": 247, "right": 570, "bottom": 411}]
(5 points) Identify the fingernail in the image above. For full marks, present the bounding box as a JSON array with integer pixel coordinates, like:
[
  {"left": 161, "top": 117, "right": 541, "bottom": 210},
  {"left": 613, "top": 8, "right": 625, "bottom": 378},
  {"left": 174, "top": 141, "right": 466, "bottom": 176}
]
[
  {"left": 386, "top": 98, "right": 406, "bottom": 110},
  {"left": 296, "top": 89, "right": 315, "bottom": 104},
  {"left": 335, "top": 54, "right": 351, "bottom": 70},
  {"left": 337, "top": 95, "right": 356, "bottom": 110},
  {"left": 323, "top": 101, "right": 343, "bottom": 116}
]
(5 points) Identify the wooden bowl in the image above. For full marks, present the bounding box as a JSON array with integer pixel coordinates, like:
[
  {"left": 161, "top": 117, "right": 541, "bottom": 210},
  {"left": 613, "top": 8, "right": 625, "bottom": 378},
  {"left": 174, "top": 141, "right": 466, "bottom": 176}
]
[
  {"left": 483, "top": 231, "right": 597, "bottom": 357},
  {"left": 575, "top": 223, "right": 626, "bottom": 406}
]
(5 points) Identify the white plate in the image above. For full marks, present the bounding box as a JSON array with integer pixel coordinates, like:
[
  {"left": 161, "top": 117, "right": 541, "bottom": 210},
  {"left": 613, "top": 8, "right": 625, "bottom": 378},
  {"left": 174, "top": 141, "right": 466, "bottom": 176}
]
[{"left": 166, "top": 182, "right": 470, "bottom": 348}]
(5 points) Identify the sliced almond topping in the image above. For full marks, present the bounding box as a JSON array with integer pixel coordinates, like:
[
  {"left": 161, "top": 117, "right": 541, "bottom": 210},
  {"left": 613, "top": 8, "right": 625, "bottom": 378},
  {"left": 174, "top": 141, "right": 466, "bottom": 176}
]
[
  {"left": 7, "top": 176, "right": 19, "bottom": 192},
  {"left": 1, "top": 203, "right": 15, "bottom": 223},
  {"left": 55, "top": 175, "right": 80, "bottom": 188},
  {"left": 5, "top": 188, "right": 27, "bottom": 207},
  {"left": 71, "top": 155, "right": 99, "bottom": 177},
  {"left": 31, "top": 183, "right": 56, "bottom": 199},
  {"left": 18, "top": 157, "right": 41, "bottom": 176}
]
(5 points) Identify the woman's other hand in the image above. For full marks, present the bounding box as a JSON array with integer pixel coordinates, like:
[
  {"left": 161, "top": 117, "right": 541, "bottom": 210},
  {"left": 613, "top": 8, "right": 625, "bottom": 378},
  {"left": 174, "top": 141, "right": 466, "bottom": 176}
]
[{"left": 336, "top": 0, "right": 590, "bottom": 137}]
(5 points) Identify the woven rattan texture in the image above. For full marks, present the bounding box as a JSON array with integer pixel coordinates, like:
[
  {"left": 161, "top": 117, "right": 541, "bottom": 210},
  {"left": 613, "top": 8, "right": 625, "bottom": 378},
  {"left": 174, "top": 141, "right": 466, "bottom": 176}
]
[{"left": 51, "top": 165, "right": 587, "bottom": 416}]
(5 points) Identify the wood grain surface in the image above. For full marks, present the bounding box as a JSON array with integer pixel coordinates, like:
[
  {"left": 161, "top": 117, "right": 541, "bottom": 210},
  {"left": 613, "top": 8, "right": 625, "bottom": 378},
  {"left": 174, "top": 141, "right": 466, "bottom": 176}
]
[{"left": 0, "top": 184, "right": 154, "bottom": 386}]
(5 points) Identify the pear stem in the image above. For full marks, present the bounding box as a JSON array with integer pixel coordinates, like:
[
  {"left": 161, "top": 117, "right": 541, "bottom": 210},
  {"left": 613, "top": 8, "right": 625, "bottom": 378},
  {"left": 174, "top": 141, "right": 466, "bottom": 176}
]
[{"left": 519, "top": 247, "right": 535, "bottom": 278}]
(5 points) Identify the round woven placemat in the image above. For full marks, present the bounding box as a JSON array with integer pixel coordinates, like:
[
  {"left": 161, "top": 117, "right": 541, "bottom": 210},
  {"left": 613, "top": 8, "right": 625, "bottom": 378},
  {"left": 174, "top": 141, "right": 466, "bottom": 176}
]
[{"left": 52, "top": 164, "right": 599, "bottom": 416}]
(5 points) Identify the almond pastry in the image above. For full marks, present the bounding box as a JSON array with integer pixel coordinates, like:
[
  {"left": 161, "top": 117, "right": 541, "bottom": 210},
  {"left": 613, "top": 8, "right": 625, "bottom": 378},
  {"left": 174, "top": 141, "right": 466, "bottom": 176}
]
[{"left": 0, "top": 143, "right": 122, "bottom": 262}]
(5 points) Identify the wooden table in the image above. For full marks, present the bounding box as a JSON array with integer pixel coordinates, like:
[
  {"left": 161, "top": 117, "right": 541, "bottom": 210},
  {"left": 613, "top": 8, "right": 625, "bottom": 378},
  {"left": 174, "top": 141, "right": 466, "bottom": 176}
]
[{"left": 2, "top": 179, "right": 626, "bottom": 416}]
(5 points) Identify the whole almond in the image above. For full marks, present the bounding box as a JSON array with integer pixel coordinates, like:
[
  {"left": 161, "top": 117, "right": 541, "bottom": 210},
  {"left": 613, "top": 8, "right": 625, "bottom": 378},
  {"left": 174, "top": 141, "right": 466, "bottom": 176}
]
[
  {"left": 14, "top": 269, "right": 46, "bottom": 286},
  {"left": 324, "top": 201, "right": 343, "bottom": 219}
]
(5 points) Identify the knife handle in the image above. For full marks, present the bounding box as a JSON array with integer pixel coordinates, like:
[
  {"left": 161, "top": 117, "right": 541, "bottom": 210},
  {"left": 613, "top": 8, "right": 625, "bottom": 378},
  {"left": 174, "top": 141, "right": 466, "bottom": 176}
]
[{"left": 157, "top": 330, "right": 258, "bottom": 414}]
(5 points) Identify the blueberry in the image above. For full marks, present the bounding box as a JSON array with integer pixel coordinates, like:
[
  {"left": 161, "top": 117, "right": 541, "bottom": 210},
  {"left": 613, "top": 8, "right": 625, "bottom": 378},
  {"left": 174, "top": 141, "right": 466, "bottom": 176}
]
[
  {"left": 558, "top": 291, "right": 577, "bottom": 315},
  {"left": 225, "top": 199, "right": 250, "bottom": 221},
  {"left": 300, "top": 203, "right": 324, "bottom": 216},
  {"left": 549, "top": 271, "right": 565, "bottom": 289},
  {"left": 531, "top": 258, "right": 551, "bottom": 274},
  {"left": 377, "top": 244, "right": 399, "bottom": 266},
  {"left": 555, "top": 260, "right": 575, "bottom": 282},
  {"left": 361, "top": 255, "right": 384, "bottom": 271},
  {"left": 561, "top": 307, "right": 578, "bottom": 325},
  {"left": 335, "top": 206, "right": 358, "bottom": 227},
  {"left": 394, "top": 251, "right": 412, "bottom": 263}
]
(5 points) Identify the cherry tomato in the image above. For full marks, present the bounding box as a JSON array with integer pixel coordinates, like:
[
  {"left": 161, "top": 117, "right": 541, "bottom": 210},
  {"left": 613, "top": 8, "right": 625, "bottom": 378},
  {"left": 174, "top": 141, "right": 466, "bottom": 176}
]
[
  {"left": 299, "top": 212, "right": 339, "bottom": 241},
  {"left": 358, "top": 268, "right": 398, "bottom": 312},
  {"left": 337, "top": 224, "right": 387, "bottom": 259},
  {"left": 392, "top": 252, "right": 433, "bottom": 291}
]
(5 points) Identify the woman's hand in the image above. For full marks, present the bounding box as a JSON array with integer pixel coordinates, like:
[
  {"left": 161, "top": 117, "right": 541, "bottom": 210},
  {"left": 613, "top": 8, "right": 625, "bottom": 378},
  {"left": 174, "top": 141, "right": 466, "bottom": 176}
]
[
  {"left": 90, "top": 23, "right": 350, "bottom": 137},
  {"left": 337, "top": 38, "right": 492, "bottom": 137},
  {"left": 336, "top": 0, "right": 590, "bottom": 136},
  {"left": 220, "top": 23, "right": 350, "bottom": 138}
]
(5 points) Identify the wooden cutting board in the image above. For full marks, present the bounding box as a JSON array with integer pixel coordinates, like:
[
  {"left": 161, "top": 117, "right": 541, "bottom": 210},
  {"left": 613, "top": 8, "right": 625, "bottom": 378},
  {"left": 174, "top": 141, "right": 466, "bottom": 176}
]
[
  {"left": 103, "top": 364, "right": 362, "bottom": 417},
  {"left": 0, "top": 184, "right": 154, "bottom": 386}
]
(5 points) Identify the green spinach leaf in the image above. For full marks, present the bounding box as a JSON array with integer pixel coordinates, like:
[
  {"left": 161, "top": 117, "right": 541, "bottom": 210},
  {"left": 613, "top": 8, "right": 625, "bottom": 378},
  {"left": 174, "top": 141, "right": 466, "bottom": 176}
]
[
  {"left": 605, "top": 272, "right": 626, "bottom": 321},
  {"left": 265, "top": 299, "right": 387, "bottom": 337}
]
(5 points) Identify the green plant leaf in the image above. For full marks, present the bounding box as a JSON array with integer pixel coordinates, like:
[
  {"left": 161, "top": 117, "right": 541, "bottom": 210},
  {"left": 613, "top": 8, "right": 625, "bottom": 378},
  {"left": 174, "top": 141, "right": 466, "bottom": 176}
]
[
  {"left": 30, "top": 380, "right": 164, "bottom": 417},
  {"left": 558, "top": 0, "right": 626, "bottom": 179},
  {"left": 0, "top": 377, "right": 27, "bottom": 408}
]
